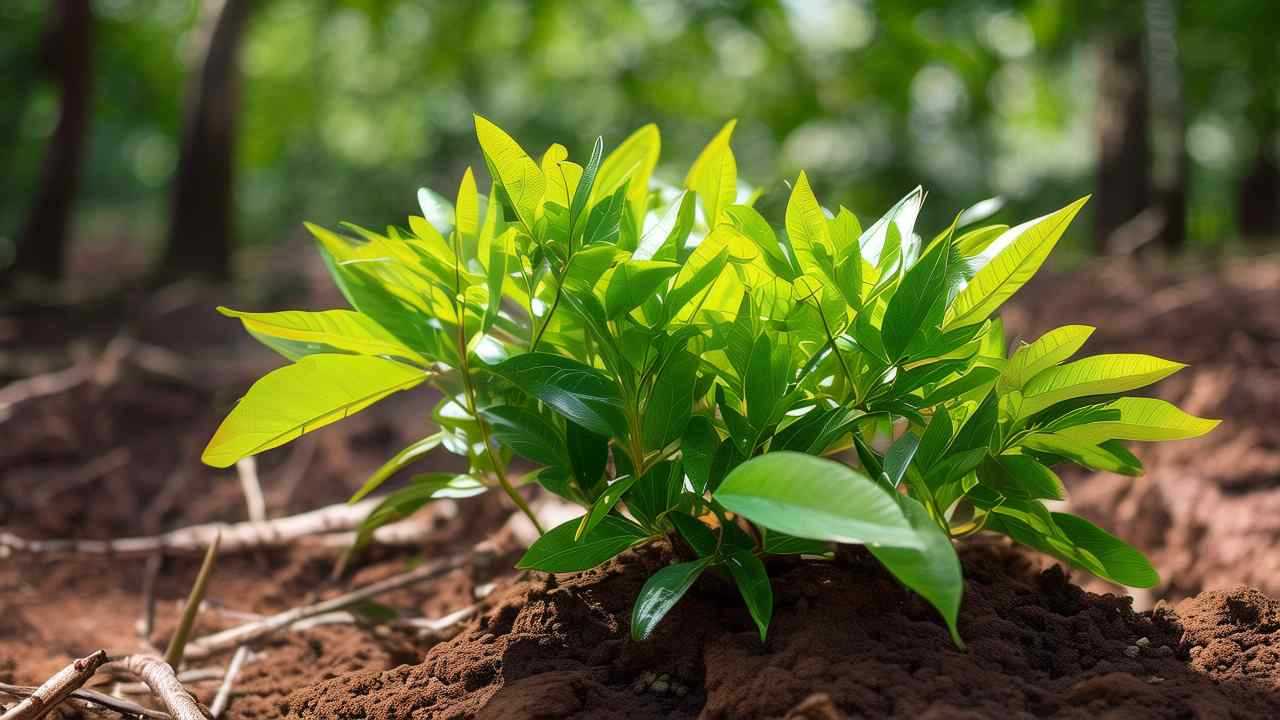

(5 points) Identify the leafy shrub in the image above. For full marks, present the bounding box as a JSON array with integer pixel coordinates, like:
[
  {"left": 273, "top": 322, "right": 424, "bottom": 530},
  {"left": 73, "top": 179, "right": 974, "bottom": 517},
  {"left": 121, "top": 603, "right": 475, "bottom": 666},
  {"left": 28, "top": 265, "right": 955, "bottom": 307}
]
[{"left": 203, "top": 117, "right": 1218, "bottom": 644}]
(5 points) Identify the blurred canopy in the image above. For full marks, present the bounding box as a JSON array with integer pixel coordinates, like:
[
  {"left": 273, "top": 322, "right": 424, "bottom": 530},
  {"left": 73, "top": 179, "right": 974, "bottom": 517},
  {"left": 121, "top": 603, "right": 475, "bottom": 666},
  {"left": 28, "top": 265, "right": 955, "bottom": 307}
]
[{"left": 2, "top": 0, "right": 1278, "bottom": 287}]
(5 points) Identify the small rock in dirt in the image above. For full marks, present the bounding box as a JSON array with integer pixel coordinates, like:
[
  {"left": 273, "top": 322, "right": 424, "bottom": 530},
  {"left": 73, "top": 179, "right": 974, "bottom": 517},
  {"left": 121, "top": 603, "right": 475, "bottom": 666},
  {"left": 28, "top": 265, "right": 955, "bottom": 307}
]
[
  {"left": 1135, "top": 636, "right": 1151, "bottom": 648},
  {"left": 1124, "top": 645, "right": 1141, "bottom": 658},
  {"left": 651, "top": 679, "right": 670, "bottom": 695},
  {"left": 1155, "top": 645, "right": 1174, "bottom": 657},
  {"left": 674, "top": 683, "right": 689, "bottom": 698}
]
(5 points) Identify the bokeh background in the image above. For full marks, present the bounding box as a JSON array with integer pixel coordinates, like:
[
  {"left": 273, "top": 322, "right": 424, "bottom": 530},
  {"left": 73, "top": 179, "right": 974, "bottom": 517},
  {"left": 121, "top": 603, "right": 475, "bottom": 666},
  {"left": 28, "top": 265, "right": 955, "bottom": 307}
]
[{"left": 3, "top": 0, "right": 1279, "bottom": 295}]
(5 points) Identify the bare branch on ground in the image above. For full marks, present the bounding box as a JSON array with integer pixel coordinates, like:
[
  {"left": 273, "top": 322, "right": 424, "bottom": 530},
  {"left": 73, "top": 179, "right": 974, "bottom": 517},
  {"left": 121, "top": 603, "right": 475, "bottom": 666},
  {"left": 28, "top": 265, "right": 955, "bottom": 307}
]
[
  {"left": 104, "top": 655, "right": 210, "bottom": 720},
  {"left": 0, "top": 682, "right": 170, "bottom": 720},
  {"left": 0, "top": 650, "right": 107, "bottom": 720}
]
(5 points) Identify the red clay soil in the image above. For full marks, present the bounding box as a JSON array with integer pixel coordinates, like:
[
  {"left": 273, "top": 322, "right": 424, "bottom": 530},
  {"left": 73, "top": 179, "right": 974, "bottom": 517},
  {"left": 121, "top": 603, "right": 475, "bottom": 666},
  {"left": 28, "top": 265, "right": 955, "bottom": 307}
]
[{"left": 286, "top": 542, "right": 1280, "bottom": 719}]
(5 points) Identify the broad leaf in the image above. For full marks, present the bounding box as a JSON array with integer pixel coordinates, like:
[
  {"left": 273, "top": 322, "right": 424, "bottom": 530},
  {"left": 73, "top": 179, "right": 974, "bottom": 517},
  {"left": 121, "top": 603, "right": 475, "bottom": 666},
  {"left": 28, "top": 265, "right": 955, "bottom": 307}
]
[
  {"left": 785, "top": 171, "right": 833, "bottom": 278},
  {"left": 1001, "top": 325, "right": 1094, "bottom": 390},
  {"left": 481, "top": 405, "right": 568, "bottom": 468},
  {"left": 218, "top": 308, "right": 427, "bottom": 365},
  {"left": 475, "top": 115, "right": 544, "bottom": 229},
  {"left": 203, "top": 355, "right": 426, "bottom": 468},
  {"left": 881, "top": 239, "right": 950, "bottom": 361},
  {"left": 605, "top": 260, "right": 680, "bottom": 319},
  {"left": 978, "top": 454, "right": 1066, "bottom": 500},
  {"left": 868, "top": 495, "right": 964, "bottom": 646},
  {"left": 1055, "top": 397, "right": 1219, "bottom": 444},
  {"left": 355, "top": 473, "right": 486, "bottom": 549},
  {"left": 685, "top": 120, "right": 737, "bottom": 227},
  {"left": 725, "top": 549, "right": 773, "bottom": 641},
  {"left": 593, "top": 124, "right": 660, "bottom": 222},
  {"left": 350, "top": 433, "right": 442, "bottom": 503},
  {"left": 576, "top": 474, "right": 638, "bottom": 540},
  {"left": 717, "top": 453, "right": 924, "bottom": 550}
]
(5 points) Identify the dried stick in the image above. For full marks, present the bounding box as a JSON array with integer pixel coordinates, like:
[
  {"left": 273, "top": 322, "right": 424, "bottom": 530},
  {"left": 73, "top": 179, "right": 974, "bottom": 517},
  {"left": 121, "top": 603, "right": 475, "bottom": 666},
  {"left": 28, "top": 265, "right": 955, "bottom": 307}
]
[
  {"left": 183, "top": 549, "right": 479, "bottom": 660},
  {"left": 208, "top": 647, "right": 249, "bottom": 718},
  {"left": 0, "top": 650, "right": 106, "bottom": 720},
  {"left": 112, "top": 668, "right": 224, "bottom": 695},
  {"left": 105, "top": 655, "right": 209, "bottom": 720},
  {"left": 166, "top": 533, "right": 220, "bottom": 667},
  {"left": 1, "top": 496, "right": 389, "bottom": 556},
  {"left": 0, "top": 683, "right": 170, "bottom": 720},
  {"left": 235, "top": 458, "right": 266, "bottom": 523}
]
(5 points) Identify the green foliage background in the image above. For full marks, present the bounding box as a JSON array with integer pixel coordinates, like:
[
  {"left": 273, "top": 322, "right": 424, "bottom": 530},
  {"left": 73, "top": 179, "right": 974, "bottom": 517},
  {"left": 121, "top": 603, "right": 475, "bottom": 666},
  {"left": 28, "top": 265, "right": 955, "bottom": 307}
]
[{"left": 3, "top": 0, "right": 1277, "bottom": 262}]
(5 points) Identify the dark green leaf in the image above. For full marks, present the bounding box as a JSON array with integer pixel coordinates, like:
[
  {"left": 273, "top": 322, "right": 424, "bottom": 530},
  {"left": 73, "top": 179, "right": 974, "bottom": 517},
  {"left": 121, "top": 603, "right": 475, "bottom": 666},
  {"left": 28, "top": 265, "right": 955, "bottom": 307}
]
[
  {"left": 724, "top": 549, "right": 773, "bottom": 641},
  {"left": 480, "top": 405, "right": 568, "bottom": 468},
  {"left": 518, "top": 514, "right": 648, "bottom": 573},
  {"left": 490, "top": 352, "right": 629, "bottom": 437},
  {"left": 681, "top": 416, "right": 719, "bottom": 494},
  {"left": 576, "top": 474, "right": 638, "bottom": 540},
  {"left": 631, "top": 558, "right": 711, "bottom": 641}
]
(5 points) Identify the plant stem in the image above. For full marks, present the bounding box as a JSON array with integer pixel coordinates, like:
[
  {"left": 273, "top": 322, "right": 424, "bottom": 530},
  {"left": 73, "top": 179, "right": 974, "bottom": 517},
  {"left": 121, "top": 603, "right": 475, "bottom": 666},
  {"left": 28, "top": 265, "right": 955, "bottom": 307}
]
[{"left": 530, "top": 283, "right": 562, "bottom": 352}]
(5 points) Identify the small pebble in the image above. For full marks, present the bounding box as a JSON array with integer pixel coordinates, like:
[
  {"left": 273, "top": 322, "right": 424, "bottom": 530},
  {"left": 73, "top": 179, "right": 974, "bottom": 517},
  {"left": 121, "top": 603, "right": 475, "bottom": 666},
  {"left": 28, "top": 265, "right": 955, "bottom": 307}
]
[
  {"left": 1155, "top": 646, "right": 1174, "bottom": 658},
  {"left": 674, "top": 684, "right": 689, "bottom": 698},
  {"left": 651, "top": 679, "right": 670, "bottom": 695},
  {"left": 1124, "top": 645, "right": 1141, "bottom": 658},
  {"left": 1135, "top": 637, "right": 1151, "bottom": 648}
]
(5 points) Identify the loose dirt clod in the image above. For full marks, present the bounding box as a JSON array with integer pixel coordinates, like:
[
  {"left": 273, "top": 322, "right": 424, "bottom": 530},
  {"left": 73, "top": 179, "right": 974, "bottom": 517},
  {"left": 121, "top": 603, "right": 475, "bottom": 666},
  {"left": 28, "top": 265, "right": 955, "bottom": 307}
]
[{"left": 285, "top": 543, "right": 1280, "bottom": 719}]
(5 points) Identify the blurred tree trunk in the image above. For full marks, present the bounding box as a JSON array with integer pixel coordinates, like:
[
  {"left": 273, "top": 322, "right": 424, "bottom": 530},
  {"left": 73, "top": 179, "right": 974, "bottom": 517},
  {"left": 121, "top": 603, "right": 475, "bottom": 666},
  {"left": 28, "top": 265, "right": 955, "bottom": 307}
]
[
  {"left": 158, "top": 0, "right": 253, "bottom": 281},
  {"left": 8, "top": 0, "right": 93, "bottom": 285},
  {"left": 1237, "top": 124, "right": 1279, "bottom": 242},
  {"left": 1144, "top": 0, "right": 1188, "bottom": 251},
  {"left": 1094, "top": 32, "right": 1151, "bottom": 253}
]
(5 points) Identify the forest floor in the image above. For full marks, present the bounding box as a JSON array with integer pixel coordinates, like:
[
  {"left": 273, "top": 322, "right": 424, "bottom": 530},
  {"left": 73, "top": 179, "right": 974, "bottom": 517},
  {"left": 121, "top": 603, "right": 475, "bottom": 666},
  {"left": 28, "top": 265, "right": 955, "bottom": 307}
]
[{"left": 2, "top": 253, "right": 1279, "bottom": 718}]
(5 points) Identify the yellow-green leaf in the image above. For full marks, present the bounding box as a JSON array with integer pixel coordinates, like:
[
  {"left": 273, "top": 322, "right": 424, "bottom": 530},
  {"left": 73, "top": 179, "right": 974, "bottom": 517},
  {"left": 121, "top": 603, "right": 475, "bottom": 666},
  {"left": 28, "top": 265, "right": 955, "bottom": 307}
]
[
  {"left": 592, "top": 124, "right": 660, "bottom": 222},
  {"left": 1020, "top": 353, "right": 1186, "bottom": 416},
  {"left": 684, "top": 120, "right": 737, "bottom": 228},
  {"left": 785, "top": 171, "right": 833, "bottom": 278},
  {"left": 1001, "top": 325, "right": 1094, "bottom": 390},
  {"left": 218, "top": 307, "right": 426, "bottom": 365},
  {"left": 944, "top": 196, "right": 1089, "bottom": 329},
  {"left": 455, "top": 167, "right": 480, "bottom": 245},
  {"left": 1057, "top": 397, "right": 1220, "bottom": 444},
  {"left": 474, "top": 115, "right": 545, "bottom": 229},
  {"left": 202, "top": 355, "right": 427, "bottom": 468}
]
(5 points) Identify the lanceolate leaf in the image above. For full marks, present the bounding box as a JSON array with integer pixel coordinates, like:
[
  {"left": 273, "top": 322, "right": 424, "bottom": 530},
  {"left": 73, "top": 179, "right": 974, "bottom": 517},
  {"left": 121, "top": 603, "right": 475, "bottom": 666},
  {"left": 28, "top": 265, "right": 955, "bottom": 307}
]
[
  {"left": 1019, "top": 354, "right": 1186, "bottom": 416},
  {"left": 576, "top": 474, "right": 638, "bottom": 540},
  {"left": 685, "top": 120, "right": 737, "bottom": 227},
  {"left": 356, "top": 474, "right": 487, "bottom": 548},
  {"left": 717, "top": 453, "right": 925, "bottom": 550},
  {"left": 881, "top": 238, "right": 951, "bottom": 360},
  {"left": 350, "top": 433, "right": 442, "bottom": 503},
  {"left": 868, "top": 496, "right": 964, "bottom": 646},
  {"left": 944, "top": 197, "right": 1089, "bottom": 330},
  {"left": 592, "top": 124, "right": 660, "bottom": 222},
  {"left": 218, "top": 307, "right": 427, "bottom": 365},
  {"left": 1001, "top": 325, "right": 1094, "bottom": 390},
  {"left": 724, "top": 549, "right": 773, "bottom": 641},
  {"left": 518, "top": 514, "right": 648, "bottom": 573},
  {"left": 203, "top": 355, "right": 427, "bottom": 468},
  {"left": 1055, "top": 397, "right": 1219, "bottom": 444},
  {"left": 631, "top": 558, "right": 712, "bottom": 641},
  {"left": 475, "top": 115, "right": 545, "bottom": 229},
  {"left": 481, "top": 405, "right": 569, "bottom": 468},
  {"left": 785, "top": 171, "right": 833, "bottom": 278},
  {"left": 604, "top": 260, "right": 681, "bottom": 319},
  {"left": 489, "top": 353, "right": 629, "bottom": 437}
]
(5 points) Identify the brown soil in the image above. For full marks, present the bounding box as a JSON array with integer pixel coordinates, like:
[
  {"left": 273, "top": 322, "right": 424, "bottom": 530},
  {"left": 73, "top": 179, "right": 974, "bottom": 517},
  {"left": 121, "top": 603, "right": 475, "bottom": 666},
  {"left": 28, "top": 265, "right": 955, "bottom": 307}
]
[
  {"left": 4, "top": 256, "right": 1280, "bottom": 718},
  {"left": 288, "top": 543, "right": 1280, "bottom": 719}
]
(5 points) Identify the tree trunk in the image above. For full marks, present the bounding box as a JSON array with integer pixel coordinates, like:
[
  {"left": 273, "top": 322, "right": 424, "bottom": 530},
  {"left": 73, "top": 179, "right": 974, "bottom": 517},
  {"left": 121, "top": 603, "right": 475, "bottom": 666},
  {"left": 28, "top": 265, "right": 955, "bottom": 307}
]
[
  {"left": 8, "top": 0, "right": 93, "bottom": 285},
  {"left": 1144, "top": 0, "right": 1188, "bottom": 250},
  {"left": 1094, "top": 32, "right": 1151, "bottom": 253},
  {"left": 159, "top": 0, "right": 253, "bottom": 281},
  {"left": 1238, "top": 133, "right": 1280, "bottom": 242}
]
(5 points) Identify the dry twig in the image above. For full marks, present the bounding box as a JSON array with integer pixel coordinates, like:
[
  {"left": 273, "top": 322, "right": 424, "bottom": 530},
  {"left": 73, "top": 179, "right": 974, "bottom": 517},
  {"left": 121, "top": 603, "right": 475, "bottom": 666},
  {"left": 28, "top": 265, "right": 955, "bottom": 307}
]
[
  {"left": 112, "top": 667, "right": 224, "bottom": 695},
  {"left": 0, "top": 682, "right": 170, "bottom": 720},
  {"left": 0, "top": 650, "right": 107, "bottom": 720},
  {"left": 235, "top": 457, "right": 266, "bottom": 523},
  {"left": 208, "top": 647, "right": 250, "bottom": 718},
  {"left": 183, "top": 549, "right": 481, "bottom": 660},
  {"left": 104, "top": 655, "right": 209, "bottom": 720}
]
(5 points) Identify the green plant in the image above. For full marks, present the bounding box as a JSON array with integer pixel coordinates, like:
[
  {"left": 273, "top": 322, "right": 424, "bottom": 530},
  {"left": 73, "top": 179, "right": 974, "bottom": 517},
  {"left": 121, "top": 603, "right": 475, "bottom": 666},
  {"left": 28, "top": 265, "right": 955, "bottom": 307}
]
[{"left": 202, "top": 117, "right": 1218, "bottom": 645}]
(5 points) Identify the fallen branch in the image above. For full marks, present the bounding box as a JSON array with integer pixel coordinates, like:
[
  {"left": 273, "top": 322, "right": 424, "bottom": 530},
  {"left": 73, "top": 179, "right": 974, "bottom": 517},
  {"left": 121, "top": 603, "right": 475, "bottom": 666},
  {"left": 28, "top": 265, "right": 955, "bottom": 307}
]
[
  {"left": 104, "top": 655, "right": 209, "bottom": 720},
  {"left": 0, "top": 682, "right": 170, "bottom": 720},
  {"left": 0, "top": 650, "right": 106, "bottom": 720},
  {"left": 0, "top": 496, "right": 401, "bottom": 556},
  {"left": 112, "top": 667, "right": 224, "bottom": 695},
  {"left": 183, "top": 548, "right": 482, "bottom": 660},
  {"left": 236, "top": 458, "right": 266, "bottom": 524},
  {"left": 209, "top": 647, "right": 250, "bottom": 718}
]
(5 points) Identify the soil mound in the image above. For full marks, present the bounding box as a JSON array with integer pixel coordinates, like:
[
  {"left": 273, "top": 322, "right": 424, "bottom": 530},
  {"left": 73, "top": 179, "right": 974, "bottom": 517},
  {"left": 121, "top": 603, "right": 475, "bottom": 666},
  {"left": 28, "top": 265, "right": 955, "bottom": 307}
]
[{"left": 286, "top": 543, "right": 1280, "bottom": 719}]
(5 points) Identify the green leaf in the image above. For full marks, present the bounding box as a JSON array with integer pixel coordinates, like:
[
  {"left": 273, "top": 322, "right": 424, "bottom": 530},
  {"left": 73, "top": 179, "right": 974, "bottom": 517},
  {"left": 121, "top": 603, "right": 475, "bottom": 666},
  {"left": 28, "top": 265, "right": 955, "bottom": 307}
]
[
  {"left": 860, "top": 186, "right": 924, "bottom": 267},
  {"left": 669, "top": 511, "right": 718, "bottom": 557},
  {"left": 915, "top": 408, "right": 954, "bottom": 473},
  {"left": 628, "top": 461, "right": 685, "bottom": 530},
  {"left": 218, "top": 307, "right": 427, "bottom": 365},
  {"left": 480, "top": 405, "right": 568, "bottom": 468},
  {"left": 944, "top": 197, "right": 1089, "bottom": 329},
  {"left": 636, "top": 190, "right": 695, "bottom": 262},
  {"left": 868, "top": 496, "right": 964, "bottom": 646},
  {"left": 417, "top": 186, "right": 455, "bottom": 237},
  {"left": 592, "top": 124, "right": 659, "bottom": 222},
  {"left": 685, "top": 120, "right": 737, "bottom": 227},
  {"left": 978, "top": 454, "right": 1066, "bottom": 500},
  {"left": 1001, "top": 325, "right": 1094, "bottom": 390},
  {"left": 631, "top": 558, "right": 712, "bottom": 641},
  {"left": 883, "top": 432, "right": 920, "bottom": 488},
  {"left": 726, "top": 204, "right": 794, "bottom": 279},
  {"left": 1019, "top": 354, "right": 1186, "bottom": 416},
  {"left": 681, "top": 416, "right": 719, "bottom": 494},
  {"left": 1021, "top": 432, "right": 1143, "bottom": 475},
  {"left": 350, "top": 433, "right": 442, "bottom": 503},
  {"left": 489, "top": 352, "right": 629, "bottom": 437},
  {"left": 762, "top": 529, "right": 831, "bottom": 556},
  {"left": 474, "top": 115, "right": 544, "bottom": 229},
  {"left": 881, "top": 240, "right": 950, "bottom": 360},
  {"left": 989, "top": 511, "right": 1158, "bottom": 588},
  {"left": 604, "top": 260, "right": 681, "bottom": 319},
  {"left": 744, "top": 333, "right": 788, "bottom": 431},
  {"left": 642, "top": 349, "right": 699, "bottom": 451},
  {"left": 716, "top": 453, "right": 924, "bottom": 549},
  {"left": 1055, "top": 397, "right": 1219, "bottom": 444},
  {"left": 725, "top": 549, "right": 773, "bottom": 641},
  {"left": 785, "top": 171, "right": 834, "bottom": 278},
  {"left": 203, "top": 355, "right": 426, "bottom": 468},
  {"left": 568, "top": 136, "right": 603, "bottom": 239},
  {"left": 518, "top": 514, "right": 648, "bottom": 573},
  {"left": 355, "top": 473, "right": 487, "bottom": 549},
  {"left": 954, "top": 224, "right": 1008, "bottom": 257},
  {"left": 566, "top": 420, "right": 609, "bottom": 500},
  {"left": 576, "top": 474, "right": 638, "bottom": 540}
]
